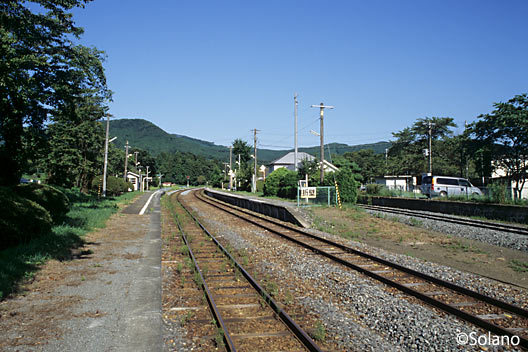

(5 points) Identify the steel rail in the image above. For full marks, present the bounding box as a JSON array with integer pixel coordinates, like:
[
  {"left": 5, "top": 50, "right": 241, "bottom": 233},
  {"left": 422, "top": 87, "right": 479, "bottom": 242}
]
[
  {"left": 359, "top": 204, "right": 528, "bottom": 236},
  {"left": 170, "top": 191, "right": 237, "bottom": 351},
  {"left": 174, "top": 191, "right": 323, "bottom": 352},
  {"left": 196, "top": 190, "right": 528, "bottom": 348}
]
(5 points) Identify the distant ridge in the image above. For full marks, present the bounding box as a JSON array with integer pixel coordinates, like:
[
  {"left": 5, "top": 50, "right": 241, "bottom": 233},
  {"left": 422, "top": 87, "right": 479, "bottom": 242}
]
[{"left": 110, "top": 118, "right": 391, "bottom": 163}]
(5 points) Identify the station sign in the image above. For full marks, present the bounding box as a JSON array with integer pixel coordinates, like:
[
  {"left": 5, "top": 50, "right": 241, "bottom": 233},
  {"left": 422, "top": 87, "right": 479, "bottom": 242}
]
[{"left": 300, "top": 187, "right": 317, "bottom": 199}]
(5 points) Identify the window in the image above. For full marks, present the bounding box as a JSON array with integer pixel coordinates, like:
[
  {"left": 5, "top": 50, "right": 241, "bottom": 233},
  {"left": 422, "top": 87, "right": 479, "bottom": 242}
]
[
  {"left": 437, "top": 178, "right": 458, "bottom": 185},
  {"left": 458, "top": 179, "right": 470, "bottom": 187}
]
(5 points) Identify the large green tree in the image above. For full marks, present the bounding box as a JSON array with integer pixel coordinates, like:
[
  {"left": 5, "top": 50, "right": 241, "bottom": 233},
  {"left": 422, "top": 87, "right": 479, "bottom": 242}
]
[
  {"left": 231, "top": 138, "right": 253, "bottom": 190},
  {"left": 467, "top": 94, "right": 528, "bottom": 199},
  {"left": 388, "top": 117, "right": 457, "bottom": 176},
  {"left": 0, "top": 0, "right": 102, "bottom": 186},
  {"left": 46, "top": 44, "right": 111, "bottom": 190},
  {"left": 343, "top": 149, "right": 383, "bottom": 183}
]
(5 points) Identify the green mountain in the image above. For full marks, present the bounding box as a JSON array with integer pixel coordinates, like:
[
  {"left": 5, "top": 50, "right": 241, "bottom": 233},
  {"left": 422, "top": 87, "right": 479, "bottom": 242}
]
[{"left": 110, "top": 118, "right": 391, "bottom": 163}]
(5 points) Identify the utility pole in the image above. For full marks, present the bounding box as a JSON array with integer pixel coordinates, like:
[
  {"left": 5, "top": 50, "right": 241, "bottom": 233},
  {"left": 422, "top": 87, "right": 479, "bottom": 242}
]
[
  {"left": 102, "top": 114, "right": 110, "bottom": 197},
  {"left": 252, "top": 128, "right": 260, "bottom": 192},
  {"left": 310, "top": 102, "right": 334, "bottom": 183},
  {"left": 428, "top": 121, "right": 434, "bottom": 175},
  {"left": 237, "top": 154, "right": 241, "bottom": 190},
  {"left": 134, "top": 151, "right": 139, "bottom": 169},
  {"left": 229, "top": 146, "right": 233, "bottom": 190},
  {"left": 146, "top": 166, "right": 150, "bottom": 191},
  {"left": 123, "top": 140, "right": 129, "bottom": 181},
  {"left": 294, "top": 93, "right": 298, "bottom": 171},
  {"left": 385, "top": 148, "right": 389, "bottom": 175}
]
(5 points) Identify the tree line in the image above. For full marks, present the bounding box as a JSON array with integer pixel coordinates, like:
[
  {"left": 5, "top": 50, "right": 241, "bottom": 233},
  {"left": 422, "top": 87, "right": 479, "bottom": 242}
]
[{"left": 343, "top": 95, "right": 528, "bottom": 200}]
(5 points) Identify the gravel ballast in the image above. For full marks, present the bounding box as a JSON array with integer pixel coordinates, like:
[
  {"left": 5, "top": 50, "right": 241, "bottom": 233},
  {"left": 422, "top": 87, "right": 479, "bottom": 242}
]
[
  {"left": 184, "top": 194, "right": 523, "bottom": 351},
  {"left": 364, "top": 208, "right": 528, "bottom": 252}
]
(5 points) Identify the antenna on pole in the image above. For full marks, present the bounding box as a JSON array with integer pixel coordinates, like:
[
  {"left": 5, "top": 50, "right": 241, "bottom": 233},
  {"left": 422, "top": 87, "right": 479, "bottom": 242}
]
[{"left": 310, "top": 103, "right": 334, "bottom": 183}]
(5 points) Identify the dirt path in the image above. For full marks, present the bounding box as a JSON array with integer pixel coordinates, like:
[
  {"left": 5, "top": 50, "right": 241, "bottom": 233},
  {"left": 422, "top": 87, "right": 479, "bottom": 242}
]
[{"left": 0, "top": 192, "right": 163, "bottom": 352}]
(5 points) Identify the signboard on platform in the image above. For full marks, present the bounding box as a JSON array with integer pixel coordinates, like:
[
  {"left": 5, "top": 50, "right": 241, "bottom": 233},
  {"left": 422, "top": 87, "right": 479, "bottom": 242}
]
[{"left": 300, "top": 187, "right": 317, "bottom": 198}]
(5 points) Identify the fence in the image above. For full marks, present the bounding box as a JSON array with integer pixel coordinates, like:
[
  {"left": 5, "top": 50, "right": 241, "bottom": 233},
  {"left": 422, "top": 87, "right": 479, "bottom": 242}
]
[
  {"left": 297, "top": 186, "right": 337, "bottom": 206},
  {"left": 364, "top": 184, "right": 528, "bottom": 205}
]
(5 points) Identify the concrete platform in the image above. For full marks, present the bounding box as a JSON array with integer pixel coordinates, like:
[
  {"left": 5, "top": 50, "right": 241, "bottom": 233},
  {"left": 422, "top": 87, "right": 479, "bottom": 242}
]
[{"left": 204, "top": 188, "right": 311, "bottom": 228}]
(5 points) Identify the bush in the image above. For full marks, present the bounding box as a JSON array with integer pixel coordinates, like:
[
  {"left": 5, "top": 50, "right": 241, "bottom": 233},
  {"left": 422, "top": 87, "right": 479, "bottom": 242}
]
[
  {"left": 277, "top": 171, "right": 298, "bottom": 199},
  {"left": 366, "top": 183, "right": 385, "bottom": 195},
  {"left": 256, "top": 179, "right": 264, "bottom": 193},
  {"left": 0, "top": 187, "right": 52, "bottom": 250},
  {"left": 263, "top": 168, "right": 298, "bottom": 199},
  {"left": 334, "top": 168, "right": 360, "bottom": 203},
  {"left": 92, "top": 176, "right": 133, "bottom": 196},
  {"left": 14, "top": 183, "right": 70, "bottom": 222}
]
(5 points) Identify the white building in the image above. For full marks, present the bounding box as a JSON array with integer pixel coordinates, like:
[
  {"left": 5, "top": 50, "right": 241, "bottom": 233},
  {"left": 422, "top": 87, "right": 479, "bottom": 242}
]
[
  {"left": 374, "top": 175, "right": 417, "bottom": 192},
  {"left": 268, "top": 152, "right": 339, "bottom": 173},
  {"left": 126, "top": 171, "right": 152, "bottom": 191}
]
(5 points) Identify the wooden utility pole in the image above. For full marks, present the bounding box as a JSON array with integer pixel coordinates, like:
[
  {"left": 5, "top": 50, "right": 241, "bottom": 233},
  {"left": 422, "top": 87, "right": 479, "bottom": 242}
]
[
  {"left": 252, "top": 128, "right": 260, "bottom": 192},
  {"left": 310, "top": 102, "right": 334, "bottom": 183},
  {"left": 123, "top": 140, "right": 129, "bottom": 181}
]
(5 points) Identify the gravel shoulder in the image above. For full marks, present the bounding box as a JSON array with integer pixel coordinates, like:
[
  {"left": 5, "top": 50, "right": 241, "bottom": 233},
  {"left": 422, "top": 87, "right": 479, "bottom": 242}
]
[{"left": 0, "top": 192, "right": 163, "bottom": 352}]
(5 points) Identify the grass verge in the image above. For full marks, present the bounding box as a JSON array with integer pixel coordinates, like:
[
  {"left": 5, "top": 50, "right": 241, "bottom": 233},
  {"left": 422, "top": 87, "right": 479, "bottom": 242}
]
[{"left": 0, "top": 190, "right": 138, "bottom": 300}]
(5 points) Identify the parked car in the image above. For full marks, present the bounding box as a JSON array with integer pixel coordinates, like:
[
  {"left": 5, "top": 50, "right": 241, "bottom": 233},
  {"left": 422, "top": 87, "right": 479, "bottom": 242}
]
[{"left": 420, "top": 176, "right": 482, "bottom": 198}]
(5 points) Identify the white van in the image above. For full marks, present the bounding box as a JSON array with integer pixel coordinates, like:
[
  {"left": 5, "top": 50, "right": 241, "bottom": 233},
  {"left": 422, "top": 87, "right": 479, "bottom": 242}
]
[{"left": 420, "top": 176, "right": 482, "bottom": 198}]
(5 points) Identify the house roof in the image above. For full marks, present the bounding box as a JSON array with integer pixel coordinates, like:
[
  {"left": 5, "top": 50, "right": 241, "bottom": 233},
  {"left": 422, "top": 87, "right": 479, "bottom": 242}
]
[
  {"left": 321, "top": 159, "right": 339, "bottom": 172},
  {"left": 269, "top": 152, "right": 315, "bottom": 165}
]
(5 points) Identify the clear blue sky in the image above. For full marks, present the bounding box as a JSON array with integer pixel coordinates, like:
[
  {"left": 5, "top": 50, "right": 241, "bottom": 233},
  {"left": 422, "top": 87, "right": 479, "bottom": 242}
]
[{"left": 72, "top": 0, "right": 527, "bottom": 150}]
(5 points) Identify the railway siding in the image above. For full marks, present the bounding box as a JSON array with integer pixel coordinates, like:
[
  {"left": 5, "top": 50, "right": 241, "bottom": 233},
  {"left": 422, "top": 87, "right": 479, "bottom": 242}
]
[{"left": 359, "top": 196, "right": 528, "bottom": 224}]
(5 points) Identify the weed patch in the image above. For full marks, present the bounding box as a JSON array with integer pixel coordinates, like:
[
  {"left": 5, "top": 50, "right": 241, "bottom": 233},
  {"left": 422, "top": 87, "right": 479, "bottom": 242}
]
[
  {"left": 510, "top": 259, "right": 528, "bottom": 272},
  {"left": 0, "top": 190, "right": 138, "bottom": 300}
]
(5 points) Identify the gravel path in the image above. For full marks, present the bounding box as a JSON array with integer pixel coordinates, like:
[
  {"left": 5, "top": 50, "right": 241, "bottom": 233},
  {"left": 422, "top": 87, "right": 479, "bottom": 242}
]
[
  {"left": 184, "top": 194, "right": 516, "bottom": 351},
  {"left": 0, "top": 192, "right": 164, "bottom": 352}
]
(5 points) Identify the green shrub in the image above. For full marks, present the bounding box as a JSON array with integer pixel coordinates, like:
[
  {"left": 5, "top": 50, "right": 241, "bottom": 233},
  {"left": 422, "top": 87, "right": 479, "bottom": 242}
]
[
  {"left": 263, "top": 168, "right": 298, "bottom": 199},
  {"left": 366, "top": 183, "right": 385, "bottom": 195},
  {"left": 277, "top": 171, "right": 298, "bottom": 199},
  {"left": 334, "top": 168, "right": 360, "bottom": 203},
  {"left": 256, "top": 179, "right": 264, "bottom": 192},
  {"left": 91, "top": 176, "right": 133, "bottom": 196},
  {"left": 0, "top": 187, "right": 52, "bottom": 250},
  {"left": 14, "top": 183, "right": 70, "bottom": 222}
]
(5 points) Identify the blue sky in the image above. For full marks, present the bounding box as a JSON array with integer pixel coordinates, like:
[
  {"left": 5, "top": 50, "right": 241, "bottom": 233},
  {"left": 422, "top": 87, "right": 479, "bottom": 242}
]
[{"left": 72, "top": 0, "right": 528, "bottom": 150}]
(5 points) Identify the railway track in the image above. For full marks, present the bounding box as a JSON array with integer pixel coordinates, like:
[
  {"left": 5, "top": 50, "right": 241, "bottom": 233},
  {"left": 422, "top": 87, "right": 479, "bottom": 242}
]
[
  {"left": 167, "top": 190, "right": 322, "bottom": 352},
  {"left": 359, "top": 204, "right": 528, "bottom": 236},
  {"left": 195, "top": 189, "right": 528, "bottom": 348}
]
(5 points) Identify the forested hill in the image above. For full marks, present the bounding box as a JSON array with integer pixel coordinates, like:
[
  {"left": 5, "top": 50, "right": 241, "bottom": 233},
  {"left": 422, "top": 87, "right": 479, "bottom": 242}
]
[
  {"left": 110, "top": 118, "right": 391, "bottom": 162},
  {"left": 110, "top": 118, "right": 231, "bottom": 160}
]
